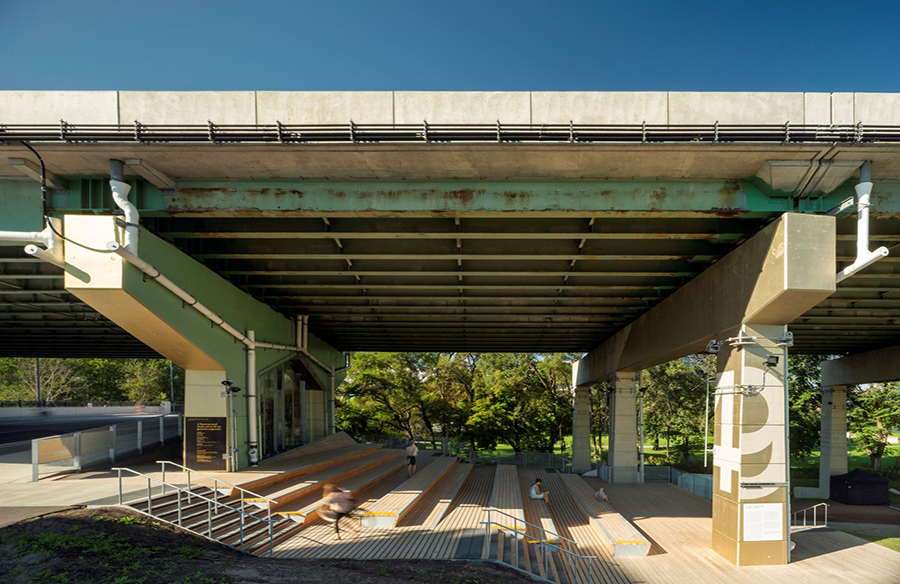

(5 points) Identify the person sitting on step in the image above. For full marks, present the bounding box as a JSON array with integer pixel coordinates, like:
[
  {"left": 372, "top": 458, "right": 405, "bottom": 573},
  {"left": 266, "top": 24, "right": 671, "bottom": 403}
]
[{"left": 529, "top": 478, "right": 551, "bottom": 507}]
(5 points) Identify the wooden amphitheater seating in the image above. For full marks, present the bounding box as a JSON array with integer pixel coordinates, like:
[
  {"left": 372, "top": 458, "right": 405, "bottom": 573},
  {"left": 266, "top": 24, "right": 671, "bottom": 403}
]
[
  {"left": 559, "top": 473, "right": 650, "bottom": 557},
  {"left": 488, "top": 464, "right": 528, "bottom": 539},
  {"left": 361, "top": 455, "right": 458, "bottom": 528},
  {"left": 519, "top": 471, "right": 559, "bottom": 544},
  {"left": 276, "top": 452, "right": 406, "bottom": 525},
  {"left": 233, "top": 443, "right": 382, "bottom": 498},
  {"left": 244, "top": 448, "right": 402, "bottom": 511},
  {"left": 424, "top": 462, "right": 473, "bottom": 528}
]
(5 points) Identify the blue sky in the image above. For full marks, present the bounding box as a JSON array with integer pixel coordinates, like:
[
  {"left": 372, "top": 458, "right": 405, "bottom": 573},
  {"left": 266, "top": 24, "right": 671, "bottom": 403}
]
[{"left": 1, "top": 0, "right": 898, "bottom": 91}]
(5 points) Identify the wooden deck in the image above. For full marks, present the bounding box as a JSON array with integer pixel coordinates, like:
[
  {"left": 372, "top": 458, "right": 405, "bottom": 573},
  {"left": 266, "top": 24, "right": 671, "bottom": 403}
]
[{"left": 271, "top": 466, "right": 899, "bottom": 584}]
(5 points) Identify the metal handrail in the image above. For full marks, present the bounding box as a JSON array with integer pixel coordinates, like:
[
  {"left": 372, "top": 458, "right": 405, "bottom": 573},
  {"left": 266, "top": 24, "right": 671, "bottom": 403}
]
[
  {"left": 3, "top": 121, "right": 899, "bottom": 145},
  {"left": 30, "top": 414, "right": 179, "bottom": 482},
  {"left": 482, "top": 508, "right": 597, "bottom": 584},
  {"left": 113, "top": 466, "right": 278, "bottom": 557},
  {"left": 156, "top": 460, "right": 277, "bottom": 511},
  {"left": 791, "top": 502, "right": 829, "bottom": 528}
]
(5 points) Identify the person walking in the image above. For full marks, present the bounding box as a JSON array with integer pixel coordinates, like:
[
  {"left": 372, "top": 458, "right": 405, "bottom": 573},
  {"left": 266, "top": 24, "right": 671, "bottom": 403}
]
[
  {"left": 406, "top": 439, "right": 419, "bottom": 477},
  {"left": 321, "top": 483, "right": 356, "bottom": 541},
  {"left": 529, "top": 478, "right": 551, "bottom": 506}
]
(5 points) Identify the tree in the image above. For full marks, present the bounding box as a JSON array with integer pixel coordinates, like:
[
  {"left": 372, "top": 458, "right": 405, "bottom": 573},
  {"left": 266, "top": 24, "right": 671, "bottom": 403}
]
[
  {"left": 337, "top": 352, "right": 442, "bottom": 443},
  {"left": 642, "top": 357, "right": 709, "bottom": 463},
  {"left": 120, "top": 359, "right": 171, "bottom": 403},
  {"left": 787, "top": 355, "right": 827, "bottom": 459},
  {"left": 848, "top": 382, "right": 900, "bottom": 471},
  {"left": 1, "top": 358, "right": 86, "bottom": 403}
]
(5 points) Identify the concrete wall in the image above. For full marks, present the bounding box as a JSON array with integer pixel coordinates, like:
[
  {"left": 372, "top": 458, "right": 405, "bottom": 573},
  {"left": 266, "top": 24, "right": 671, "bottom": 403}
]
[{"left": 3, "top": 91, "right": 900, "bottom": 125}]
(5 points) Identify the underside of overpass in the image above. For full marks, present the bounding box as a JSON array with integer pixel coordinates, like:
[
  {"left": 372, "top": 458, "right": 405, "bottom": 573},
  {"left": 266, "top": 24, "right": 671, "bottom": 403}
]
[
  {"left": 1, "top": 94, "right": 899, "bottom": 356},
  {"left": 2, "top": 91, "right": 900, "bottom": 567}
]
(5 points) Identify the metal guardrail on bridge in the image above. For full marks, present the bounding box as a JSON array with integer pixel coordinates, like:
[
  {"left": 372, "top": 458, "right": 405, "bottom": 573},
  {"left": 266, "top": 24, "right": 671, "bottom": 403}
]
[
  {"left": 0, "top": 414, "right": 184, "bottom": 482},
  {"left": 2, "top": 121, "right": 898, "bottom": 145}
]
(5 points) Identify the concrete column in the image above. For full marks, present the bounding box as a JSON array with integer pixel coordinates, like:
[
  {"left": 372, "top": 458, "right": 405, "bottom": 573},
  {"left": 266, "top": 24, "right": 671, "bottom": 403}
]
[
  {"left": 712, "top": 324, "right": 790, "bottom": 567},
  {"left": 571, "top": 386, "right": 592, "bottom": 473},
  {"left": 821, "top": 385, "right": 849, "bottom": 479},
  {"left": 608, "top": 372, "right": 638, "bottom": 483}
]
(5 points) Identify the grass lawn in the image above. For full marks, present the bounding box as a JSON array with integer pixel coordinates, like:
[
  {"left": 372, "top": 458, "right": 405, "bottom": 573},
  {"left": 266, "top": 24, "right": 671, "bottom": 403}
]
[{"left": 838, "top": 530, "right": 900, "bottom": 553}]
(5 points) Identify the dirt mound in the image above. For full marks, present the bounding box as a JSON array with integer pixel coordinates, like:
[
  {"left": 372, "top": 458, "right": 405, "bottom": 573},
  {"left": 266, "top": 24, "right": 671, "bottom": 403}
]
[{"left": 0, "top": 507, "right": 534, "bottom": 584}]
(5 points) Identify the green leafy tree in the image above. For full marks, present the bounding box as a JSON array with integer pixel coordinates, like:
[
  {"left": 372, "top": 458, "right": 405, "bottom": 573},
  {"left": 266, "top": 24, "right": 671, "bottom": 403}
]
[
  {"left": 0, "top": 358, "right": 86, "bottom": 403},
  {"left": 119, "top": 359, "right": 171, "bottom": 403},
  {"left": 848, "top": 382, "right": 900, "bottom": 471},
  {"left": 642, "top": 357, "right": 709, "bottom": 463},
  {"left": 787, "top": 355, "right": 827, "bottom": 459},
  {"left": 337, "top": 352, "right": 441, "bottom": 443}
]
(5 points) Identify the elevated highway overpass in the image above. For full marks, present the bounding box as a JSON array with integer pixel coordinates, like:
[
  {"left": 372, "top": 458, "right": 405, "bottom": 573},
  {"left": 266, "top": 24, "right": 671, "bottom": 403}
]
[{"left": 2, "top": 91, "right": 900, "bottom": 566}]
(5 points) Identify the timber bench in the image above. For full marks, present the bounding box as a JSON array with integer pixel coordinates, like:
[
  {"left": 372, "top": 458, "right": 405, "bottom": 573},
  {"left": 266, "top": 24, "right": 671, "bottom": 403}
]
[
  {"left": 489, "top": 464, "right": 527, "bottom": 538},
  {"left": 560, "top": 474, "right": 650, "bottom": 557},
  {"left": 361, "top": 455, "right": 458, "bottom": 528},
  {"left": 245, "top": 449, "right": 402, "bottom": 511},
  {"left": 234, "top": 443, "right": 383, "bottom": 497},
  {"left": 275, "top": 450, "right": 406, "bottom": 524},
  {"left": 520, "top": 470, "right": 559, "bottom": 544}
]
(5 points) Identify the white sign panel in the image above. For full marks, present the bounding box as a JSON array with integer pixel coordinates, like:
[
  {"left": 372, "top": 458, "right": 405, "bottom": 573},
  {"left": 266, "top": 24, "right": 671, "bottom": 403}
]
[{"left": 743, "top": 503, "right": 783, "bottom": 542}]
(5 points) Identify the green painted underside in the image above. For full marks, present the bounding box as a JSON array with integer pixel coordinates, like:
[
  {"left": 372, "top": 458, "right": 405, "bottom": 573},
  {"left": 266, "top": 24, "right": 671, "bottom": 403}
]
[{"left": 5, "top": 178, "right": 900, "bottom": 225}]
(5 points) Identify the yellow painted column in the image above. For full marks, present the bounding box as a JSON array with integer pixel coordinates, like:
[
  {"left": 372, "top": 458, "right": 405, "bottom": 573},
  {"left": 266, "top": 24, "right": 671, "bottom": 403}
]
[
  {"left": 608, "top": 372, "right": 638, "bottom": 483},
  {"left": 712, "top": 324, "right": 790, "bottom": 566},
  {"left": 571, "top": 386, "right": 592, "bottom": 473}
]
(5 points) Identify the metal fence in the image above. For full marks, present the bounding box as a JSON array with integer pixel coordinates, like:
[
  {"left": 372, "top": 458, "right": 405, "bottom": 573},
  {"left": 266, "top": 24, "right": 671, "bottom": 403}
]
[
  {"left": 0, "top": 415, "right": 182, "bottom": 483},
  {"left": 354, "top": 435, "right": 573, "bottom": 473},
  {"left": 0, "top": 400, "right": 162, "bottom": 408}
]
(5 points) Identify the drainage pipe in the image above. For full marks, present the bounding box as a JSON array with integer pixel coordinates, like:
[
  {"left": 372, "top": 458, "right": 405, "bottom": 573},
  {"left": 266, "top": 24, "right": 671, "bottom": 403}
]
[
  {"left": 836, "top": 161, "right": 890, "bottom": 283},
  {"left": 109, "top": 159, "right": 139, "bottom": 255},
  {"left": 108, "top": 242, "right": 251, "bottom": 346},
  {"left": 247, "top": 330, "right": 259, "bottom": 465},
  {"left": 107, "top": 242, "right": 334, "bottom": 374},
  {"left": 24, "top": 244, "right": 64, "bottom": 269}
]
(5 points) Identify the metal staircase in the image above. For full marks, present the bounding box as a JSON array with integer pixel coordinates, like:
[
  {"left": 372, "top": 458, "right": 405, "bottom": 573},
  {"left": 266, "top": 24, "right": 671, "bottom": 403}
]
[
  {"left": 113, "top": 461, "right": 300, "bottom": 556},
  {"left": 482, "top": 508, "right": 598, "bottom": 584}
]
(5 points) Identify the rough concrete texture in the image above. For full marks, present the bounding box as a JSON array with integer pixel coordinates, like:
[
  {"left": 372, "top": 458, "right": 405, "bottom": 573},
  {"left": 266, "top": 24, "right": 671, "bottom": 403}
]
[
  {"left": 667, "top": 92, "right": 806, "bottom": 125},
  {"left": 2, "top": 91, "right": 900, "bottom": 126},
  {"left": 855, "top": 93, "right": 900, "bottom": 125},
  {"left": 0, "top": 91, "right": 119, "bottom": 124},
  {"left": 256, "top": 91, "right": 393, "bottom": 124},
  {"left": 117, "top": 91, "right": 257, "bottom": 125},
  {"left": 531, "top": 91, "right": 668, "bottom": 124},
  {"left": 393, "top": 91, "right": 531, "bottom": 124}
]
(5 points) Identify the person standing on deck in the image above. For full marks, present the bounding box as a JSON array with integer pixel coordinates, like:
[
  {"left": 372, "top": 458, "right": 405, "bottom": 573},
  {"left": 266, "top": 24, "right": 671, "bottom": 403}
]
[
  {"left": 529, "top": 478, "right": 552, "bottom": 506},
  {"left": 406, "top": 439, "right": 419, "bottom": 477}
]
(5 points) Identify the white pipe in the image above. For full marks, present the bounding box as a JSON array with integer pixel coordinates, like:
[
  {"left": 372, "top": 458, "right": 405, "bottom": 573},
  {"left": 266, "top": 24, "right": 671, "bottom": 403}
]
[
  {"left": 110, "top": 179, "right": 139, "bottom": 254},
  {"left": 836, "top": 165, "right": 890, "bottom": 283},
  {"left": 108, "top": 242, "right": 253, "bottom": 346},
  {"left": 24, "top": 244, "right": 65, "bottom": 269},
  {"left": 0, "top": 229, "right": 49, "bottom": 244},
  {"left": 247, "top": 330, "right": 259, "bottom": 465},
  {"left": 108, "top": 241, "right": 335, "bottom": 375}
]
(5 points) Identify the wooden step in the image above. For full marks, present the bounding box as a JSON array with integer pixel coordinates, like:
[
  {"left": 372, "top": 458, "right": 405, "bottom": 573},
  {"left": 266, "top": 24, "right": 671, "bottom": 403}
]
[
  {"left": 518, "top": 468, "right": 559, "bottom": 544},
  {"left": 361, "top": 456, "right": 458, "bottom": 528},
  {"left": 275, "top": 453, "right": 406, "bottom": 525},
  {"left": 234, "top": 443, "right": 383, "bottom": 497},
  {"left": 559, "top": 473, "right": 650, "bottom": 557}
]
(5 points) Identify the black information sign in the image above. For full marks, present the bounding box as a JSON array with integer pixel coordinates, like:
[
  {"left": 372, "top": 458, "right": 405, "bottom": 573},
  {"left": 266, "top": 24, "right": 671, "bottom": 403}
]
[{"left": 185, "top": 417, "right": 227, "bottom": 471}]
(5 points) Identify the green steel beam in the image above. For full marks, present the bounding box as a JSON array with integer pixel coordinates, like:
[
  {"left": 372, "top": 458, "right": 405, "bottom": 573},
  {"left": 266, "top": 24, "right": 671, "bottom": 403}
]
[
  {"left": 165, "top": 230, "right": 739, "bottom": 240},
  {"left": 169, "top": 180, "right": 786, "bottom": 217}
]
